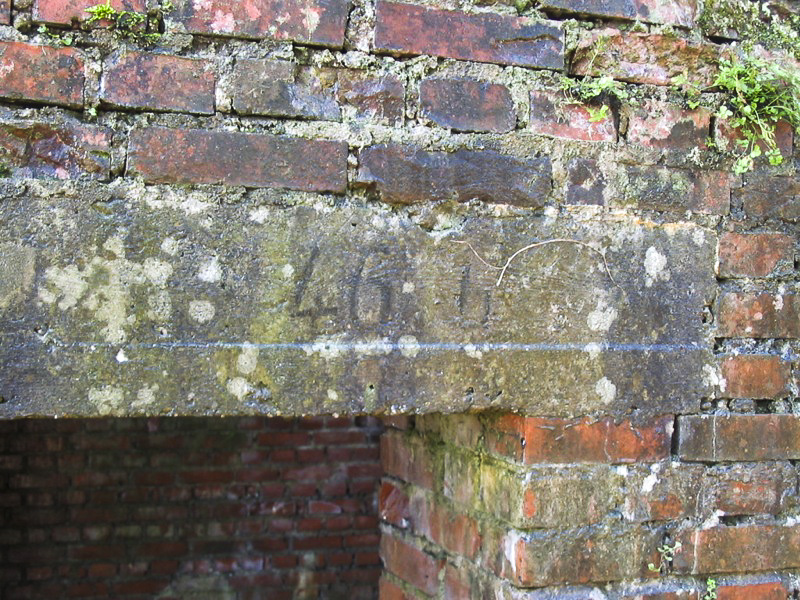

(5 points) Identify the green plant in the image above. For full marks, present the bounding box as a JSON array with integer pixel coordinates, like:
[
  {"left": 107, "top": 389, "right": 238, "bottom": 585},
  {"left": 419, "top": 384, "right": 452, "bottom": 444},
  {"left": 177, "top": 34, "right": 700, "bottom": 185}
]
[
  {"left": 37, "top": 24, "right": 74, "bottom": 46},
  {"left": 673, "top": 53, "right": 800, "bottom": 173},
  {"left": 559, "top": 35, "right": 628, "bottom": 123},
  {"left": 84, "top": 0, "right": 172, "bottom": 45},
  {"left": 702, "top": 577, "right": 717, "bottom": 600},
  {"left": 647, "top": 540, "right": 681, "bottom": 574},
  {"left": 0, "top": 163, "right": 11, "bottom": 178}
]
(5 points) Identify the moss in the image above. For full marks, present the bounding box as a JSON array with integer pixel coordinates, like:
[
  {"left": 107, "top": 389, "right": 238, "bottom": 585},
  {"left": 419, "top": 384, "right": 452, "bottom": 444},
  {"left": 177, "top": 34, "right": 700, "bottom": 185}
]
[{"left": 699, "top": 0, "right": 800, "bottom": 59}]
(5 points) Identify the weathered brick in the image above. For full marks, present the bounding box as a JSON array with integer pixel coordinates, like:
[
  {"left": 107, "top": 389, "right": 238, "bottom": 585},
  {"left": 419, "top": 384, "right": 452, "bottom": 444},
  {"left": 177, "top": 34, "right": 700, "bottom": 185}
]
[
  {"left": 169, "top": 0, "right": 350, "bottom": 47},
  {"left": 674, "top": 525, "right": 800, "bottom": 574},
  {"left": 539, "top": 0, "right": 695, "bottom": 27},
  {"left": 714, "top": 119, "right": 794, "bottom": 162},
  {"left": 0, "top": 121, "right": 111, "bottom": 180},
  {"left": 417, "top": 413, "right": 482, "bottom": 449},
  {"left": 381, "top": 430, "right": 435, "bottom": 490},
  {"left": 736, "top": 174, "right": 800, "bottom": 221},
  {"left": 442, "top": 449, "right": 481, "bottom": 508},
  {"left": 529, "top": 89, "right": 616, "bottom": 142},
  {"left": 716, "top": 581, "right": 789, "bottom": 600},
  {"left": 379, "top": 576, "right": 414, "bottom": 600},
  {"left": 127, "top": 127, "right": 347, "bottom": 192},
  {"left": 572, "top": 28, "right": 721, "bottom": 86},
  {"left": 718, "top": 232, "right": 795, "bottom": 278},
  {"left": 408, "top": 492, "right": 481, "bottom": 559},
  {"left": 486, "top": 415, "right": 673, "bottom": 464},
  {"left": 495, "top": 526, "right": 659, "bottom": 587},
  {"left": 101, "top": 51, "right": 215, "bottom": 114},
  {"left": 703, "top": 462, "right": 794, "bottom": 516},
  {"left": 356, "top": 144, "right": 551, "bottom": 207},
  {"left": 678, "top": 415, "right": 800, "bottom": 461},
  {"left": 444, "top": 564, "right": 471, "bottom": 600},
  {"left": 336, "top": 71, "right": 405, "bottom": 125},
  {"left": 375, "top": 1, "right": 563, "bottom": 69},
  {"left": 33, "top": 0, "right": 146, "bottom": 24},
  {"left": 231, "top": 59, "right": 339, "bottom": 120},
  {"left": 420, "top": 78, "right": 515, "bottom": 133},
  {"left": 623, "top": 463, "right": 704, "bottom": 522},
  {"left": 619, "top": 166, "right": 731, "bottom": 214},
  {"left": 0, "top": 41, "right": 85, "bottom": 108},
  {"left": 565, "top": 157, "right": 606, "bottom": 205},
  {"left": 717, "top": 292, "right": 800, "bottom": 338},
  {"left": 627, "top": 100, "right": 710, "bottom": 150},
  {"left": 720, "top": 355, "right": 790, "bottom": 399},
  {"left": 380, "top": 534, "right": 443, "bottom": 596},
  {"left": 482, "top": 463, "right": 625, "bottom": 527}
]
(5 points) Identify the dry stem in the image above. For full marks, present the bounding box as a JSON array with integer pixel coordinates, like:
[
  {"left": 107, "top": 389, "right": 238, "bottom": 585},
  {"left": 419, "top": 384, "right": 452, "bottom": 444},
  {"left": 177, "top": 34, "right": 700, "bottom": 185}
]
[{"left": 453, "top": 239, "right": 620, "bottom": 288}]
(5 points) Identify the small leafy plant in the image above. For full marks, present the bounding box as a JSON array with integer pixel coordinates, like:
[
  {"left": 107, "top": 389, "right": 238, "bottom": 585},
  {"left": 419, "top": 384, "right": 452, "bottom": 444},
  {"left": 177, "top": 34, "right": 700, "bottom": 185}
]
[
  {"left": 559, "top": 35, "right": 628, "bottom": 123},
  {"left": 37, "top": 24, "right": 74, "bottom": 46},
  {"left": 702, "top": 577, "right": 717, "bottom": 600},
  {"left": 647, "top": 540, "right": 681, "bottom": 574},
  {"left": 84, "top": 0, "right": 172, "bottom": 45},
  {"left": 673, "top": 53, "right": 800, "bottom": 173}
]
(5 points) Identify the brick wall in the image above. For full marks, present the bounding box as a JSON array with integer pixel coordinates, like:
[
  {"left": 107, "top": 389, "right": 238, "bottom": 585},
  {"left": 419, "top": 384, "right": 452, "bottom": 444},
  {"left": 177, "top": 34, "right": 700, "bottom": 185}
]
[
  {"left": 1, "top": 0, "right": 799, "bottom": 597},
  {"left": 0, "top": 416, "right": 383, "bottom": 599}
]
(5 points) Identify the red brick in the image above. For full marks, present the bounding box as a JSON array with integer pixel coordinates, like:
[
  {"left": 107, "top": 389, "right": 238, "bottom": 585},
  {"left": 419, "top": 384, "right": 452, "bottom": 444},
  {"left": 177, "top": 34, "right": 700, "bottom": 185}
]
[
  {"left": 444, "top": 564, "right": 471, "bottom": 600},
  {"left": 336, "top": 71, "right": 405, "bottom": 125},
  {"left": 420, "top": 78, "right": 515, "bottom": 133},
  {"left": 498, "top": 526, "right": 659, "bottom": 586},
  {"left": 620, "top": 166, "right": 731, "bottom": 214},
  {"left": 67, "top": 582, "right": 108, "bottom": 597},
  {"left": 627, "top": 100, "right": 710, "bottom": 150},
  {"left": 134, "top": 541, "right": 188, "bottom": 557},
  {"left": 294, "top": 534, "right": 343, "bottom": 550},
  {"left": 410, "top": 494, "right": 481, "bottom": 559},
  {"left": 0, "top": 41, "right": 85, "bottom": 108},
  {"left": 380, "top": 534, "right": 443, "bottom": 596},
  {"left": 715, "top": 119, "right": 794, "bottom": 163},
  {"left": 379, "top": 576, "right": 413, "bottom": 600},
  {"left": 33, "top": 0, "right": 146, "bottom": 24},
  {"left": 231, "top": 59, "right": 339, "bottom": 120},
  {"left": 381, "top": 430, "right": 435, "bottom": 489},
  {"left": 705, "top": 463, "right": 792, "bottom": 516},
  {"left": 112, "top": 580, "right": 169, "bottom": 595},
  {"left": 69, "top": 544, "right": 126, "bottom": 560},
  {"left": 128, "top": 127, "right": 347, "bottom": 192},
  {"left": 624, "top": 466, "right": 703, "bottom": 522},
  {"left": 375, "top": 1, "right": 563, "bottom": 69},
  {"left": 539, "top": 0, "right": 696, "bottom": 27},
  {"left": 678, "top": 415, "right": 800, "bottom": 461},
  {"left": 720, "top": 355, "right": 790, "bottom": 399},
  {"left": 87, "top": 563, "right": 116, "bottom": 578},
  {"left": 169, "top": 0, "right": 350, "bottom": 47},
  {"left": 357, "top": 144, "right": 551, "bottom": 207},
  {"left": 379, "top": 481, "right": 411, "bottom": 527},
  {"left": 26, "top": 566, "right": 54, "bottom": 581},
  {"left": 736, "top": 174, "right": 800, "bottom": 221},
  {"left": 0, "top": 121, "right": 111, "bottom": 181},
  {"left": 718, "top": 232, "right": 795, "bottom": 278},
  {"left": 716, "top": 581, "right": 789, "bottom": 600},
  {"left": 717, "top": 292, "right": 800, "bottom": 338},
  {"left": 529, "top": 89, "right": 615, "bottom": 142},
  {"left": 486, "top": 414, "right": 673, "bottom": 464},
  {"left": 572, "top": 28, "right": 721, "bottom": 86},
  {"left": 101, "top": 52, "right": 215, "bottom": 114},
  {"left": 674, "top": 525, "right": 800, "bottom": 573}
]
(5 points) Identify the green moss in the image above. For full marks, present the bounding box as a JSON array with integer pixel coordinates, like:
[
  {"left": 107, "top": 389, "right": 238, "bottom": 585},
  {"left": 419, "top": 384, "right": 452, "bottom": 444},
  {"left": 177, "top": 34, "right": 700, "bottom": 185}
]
[{"left": 699, "top": 0, "right": 800, "bottom": 59}]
